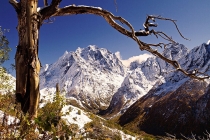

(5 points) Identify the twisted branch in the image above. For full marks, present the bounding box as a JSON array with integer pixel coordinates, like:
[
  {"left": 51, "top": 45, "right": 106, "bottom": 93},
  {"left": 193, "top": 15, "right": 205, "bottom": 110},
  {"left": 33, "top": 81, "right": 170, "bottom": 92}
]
[
  {"left": 9, "top": 0, "right": 20, "bottom": 13},
  {"left": 152, "top": 31, "right": 176, "bottom": 44},
  {"left": 148, "top": 15, "right": 190, "bottom": 41},
  {"left": 39, "top": 5, "right": 209, "bottom": 80},
  {"left": 147, "top": 42, "right": 173, "bottom": 48},
  {"left": 44, "top": 0, "right": 48, "bottom": 7}
]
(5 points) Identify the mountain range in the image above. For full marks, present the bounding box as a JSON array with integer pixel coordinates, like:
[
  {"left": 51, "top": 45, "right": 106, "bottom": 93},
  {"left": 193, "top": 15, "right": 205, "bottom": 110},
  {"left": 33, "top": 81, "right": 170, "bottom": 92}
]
[
  {"left": 119, "top": 43, "right": 210, "bottom": 137},
  {"left": 40, "top": 45, "right": 126, "bottom": 112},
  {"left": 40, "top": 43, "right": 210, "bottom": 137}
]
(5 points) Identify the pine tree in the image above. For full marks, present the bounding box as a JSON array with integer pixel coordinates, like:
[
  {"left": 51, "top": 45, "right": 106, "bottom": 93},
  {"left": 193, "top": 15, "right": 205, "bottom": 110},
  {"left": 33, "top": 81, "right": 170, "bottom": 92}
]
[{"left": 0, "top": 26, "right": 12, "bottom": 92}]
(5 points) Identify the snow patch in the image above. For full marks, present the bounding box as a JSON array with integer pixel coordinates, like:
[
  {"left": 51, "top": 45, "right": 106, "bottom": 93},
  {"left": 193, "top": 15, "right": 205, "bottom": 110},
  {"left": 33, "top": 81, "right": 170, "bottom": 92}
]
[
  {"left": 37, "top": 7, "right": 41, "bottom": 12},
  {"left": 62, "top": 105, "right": 91, "bottom": 129},
  {"left": 0, "top": 110, "right": 19, "bottom": 125}
]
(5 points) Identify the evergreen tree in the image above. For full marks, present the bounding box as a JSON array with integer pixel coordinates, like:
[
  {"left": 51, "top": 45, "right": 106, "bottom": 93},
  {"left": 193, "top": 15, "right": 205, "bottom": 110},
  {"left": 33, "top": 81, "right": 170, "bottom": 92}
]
[{"left": 0, "top": 26, "right": 12, "bottom": 92}]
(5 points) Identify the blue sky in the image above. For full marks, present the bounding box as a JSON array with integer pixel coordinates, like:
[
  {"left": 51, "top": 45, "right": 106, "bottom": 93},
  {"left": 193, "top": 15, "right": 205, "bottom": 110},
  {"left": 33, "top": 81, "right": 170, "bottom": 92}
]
[{"left": 1, "top": 0, "right": 210, "bottom": 75}]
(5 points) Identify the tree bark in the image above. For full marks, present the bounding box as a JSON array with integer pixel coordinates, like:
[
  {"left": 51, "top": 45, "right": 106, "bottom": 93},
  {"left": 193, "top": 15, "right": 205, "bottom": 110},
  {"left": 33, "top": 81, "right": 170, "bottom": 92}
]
[{"left": 15, "top": 0, "right": 41, "bottom": 118}]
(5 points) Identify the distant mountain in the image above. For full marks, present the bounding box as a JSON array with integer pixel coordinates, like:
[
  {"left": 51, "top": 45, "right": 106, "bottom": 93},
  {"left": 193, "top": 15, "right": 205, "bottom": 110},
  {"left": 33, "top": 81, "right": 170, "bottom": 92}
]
[
  {"left": 40, "top": 45, "right": 126, "bottom": 112},
  {"left": 100, "top": 43, "right": 189, "bottom": 117},
  {"left": 39, "top": 43, "right": 210, "bottom": 137},
  {"left": 118, "top": 43, "right": 210, "bottom": 138}
]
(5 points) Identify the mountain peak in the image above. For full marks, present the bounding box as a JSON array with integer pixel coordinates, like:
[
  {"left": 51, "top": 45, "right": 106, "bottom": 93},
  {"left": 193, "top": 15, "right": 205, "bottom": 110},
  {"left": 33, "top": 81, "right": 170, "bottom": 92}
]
[
  {"left": 87, "top": 45, "right": 97, "bottom": 50},
  {"left": 40, "top": 46, "right": 126, "bottom": 111},
  {"left": 162, "top": 43, "right": 189, "bottom": 61},
  {"left": 64, "top": 50, "right": 68, "bottom": 55},
  {"left": 75, "top": 45, "right": 98, "bottom": 55}
]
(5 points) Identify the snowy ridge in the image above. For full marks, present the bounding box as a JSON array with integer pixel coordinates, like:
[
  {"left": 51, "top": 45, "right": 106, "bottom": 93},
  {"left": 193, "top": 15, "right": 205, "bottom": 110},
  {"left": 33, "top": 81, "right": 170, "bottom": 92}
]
[
  {"left": 118, "top": 42, "right": 210, "bottom": 137},
  {"left": 40, "top": 45, "right": 126, "bottom": 111},
  {"left": 102, "top": 42, "right": 210, "bottom": 116},
  {"left": 40, "top": 43, "right": 210, "bottom": 117}
]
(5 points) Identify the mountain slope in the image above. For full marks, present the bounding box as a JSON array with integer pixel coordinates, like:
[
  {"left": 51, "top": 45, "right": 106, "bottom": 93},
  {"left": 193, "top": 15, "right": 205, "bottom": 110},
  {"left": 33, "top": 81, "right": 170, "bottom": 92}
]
[
  {"left": 100, "top": 59, "right": 163, "bottom": 117},
  {"left": 119, "top": 43, "right": 210, "bottom": 137},
  {"left": 40, "top": 43, "right": 210, "bottom": 137},
  {"left": 101, "top": 43, "right": 190, "bottom": 117},
  {"left": 40, "top": 45, "right": 126, "bottom": 112}
]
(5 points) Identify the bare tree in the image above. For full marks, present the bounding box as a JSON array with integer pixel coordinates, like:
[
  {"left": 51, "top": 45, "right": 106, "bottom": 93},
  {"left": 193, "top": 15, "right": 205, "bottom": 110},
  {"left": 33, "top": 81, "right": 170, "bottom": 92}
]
[{"left": 9, "top": 0, "right": 209, "bottom": 119}]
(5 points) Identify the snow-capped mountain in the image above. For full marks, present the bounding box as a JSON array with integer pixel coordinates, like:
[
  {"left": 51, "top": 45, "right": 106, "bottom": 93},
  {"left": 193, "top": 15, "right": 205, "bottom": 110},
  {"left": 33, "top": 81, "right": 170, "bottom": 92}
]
[
  {"left": 100, "top": 58, "right": 162, "bottom": 117},
  {"left": 119, "top": 43, "right": 210, "bottom": 137},
  {"left": 101, "top": 43, "right": 190, "bottom": 117},
  {"left": 40, "top": 42, "right": 210, "bottom": 130},
  {"left": 40, "top": 42, "right": 210, "bottom": 119},
  {"left": 40, "top": 45, "right": 126, "bottom": 112},
  {"left": 2, "top": 42, "right": 210, "bottom": 138}
]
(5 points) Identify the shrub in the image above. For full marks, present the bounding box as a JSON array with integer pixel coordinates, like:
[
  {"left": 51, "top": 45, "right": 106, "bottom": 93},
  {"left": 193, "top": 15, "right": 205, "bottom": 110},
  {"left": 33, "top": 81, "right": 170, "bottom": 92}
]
[
  {"left": 84, "top": 119, "right": 122, "bottom": 140},
  {"left": 77, "top": 110, "right": 81, "bottom": 115},
  {"left": 0, "top": 89, "right": 79, "bottom": 139}
]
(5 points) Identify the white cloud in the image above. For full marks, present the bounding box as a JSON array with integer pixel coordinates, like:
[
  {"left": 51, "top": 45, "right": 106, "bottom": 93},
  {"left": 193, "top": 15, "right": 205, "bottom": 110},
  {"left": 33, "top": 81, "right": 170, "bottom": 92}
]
[{"left": 115, "top": 52, "right": 153, "bottom": 67}]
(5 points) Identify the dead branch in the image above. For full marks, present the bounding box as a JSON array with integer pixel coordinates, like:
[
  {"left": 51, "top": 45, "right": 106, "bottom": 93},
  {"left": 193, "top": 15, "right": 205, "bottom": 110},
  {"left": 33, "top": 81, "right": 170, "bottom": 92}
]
[
  {"left": 152, "top": 31, "right": 176, "bottom": 44},
  {"left": 146, "top": 42, "right": 173, "bottom": 48},
  {"left": 135, "top": 15, "right": 189, "bottom": 43},
  {"left": 39, "top": 5, "right": 209, "bottom": 80},
  {"left": 150, "top": 15, "right": 190, "bottom": 40},
  {"left": 40, "top": 0, "right": 62, "bottom": 20},
  {"left": 9, "top": 0, "right": 20, "bottom": 13},
  {"left": 44, "top": 0, "right": 48, "bottom": 7}
]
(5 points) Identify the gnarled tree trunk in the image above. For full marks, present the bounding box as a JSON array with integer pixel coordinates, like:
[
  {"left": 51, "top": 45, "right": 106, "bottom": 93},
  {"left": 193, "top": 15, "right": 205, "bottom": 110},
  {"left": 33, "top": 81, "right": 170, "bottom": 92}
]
[{"left": 14, "top": 0, "right": 41, "bottom": 118}]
